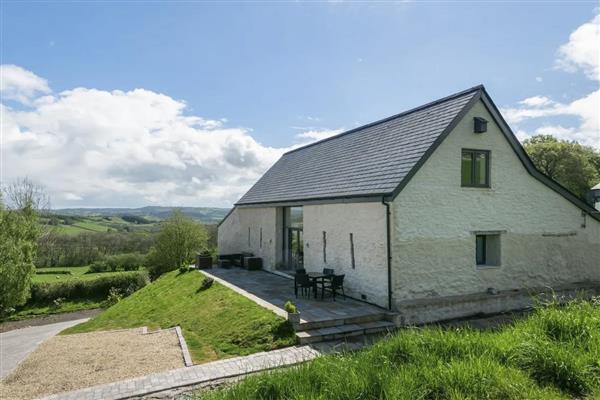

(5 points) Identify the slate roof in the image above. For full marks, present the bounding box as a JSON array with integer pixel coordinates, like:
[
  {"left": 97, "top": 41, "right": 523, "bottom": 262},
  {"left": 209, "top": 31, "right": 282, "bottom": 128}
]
[{"left": 237, "top": 86, "right": 480, "bottom": 205}]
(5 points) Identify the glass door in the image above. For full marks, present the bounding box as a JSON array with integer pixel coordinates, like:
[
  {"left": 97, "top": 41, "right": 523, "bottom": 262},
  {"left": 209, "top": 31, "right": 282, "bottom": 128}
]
[{"left": 287, "top": 227, "right": 303, "bottom": 270}]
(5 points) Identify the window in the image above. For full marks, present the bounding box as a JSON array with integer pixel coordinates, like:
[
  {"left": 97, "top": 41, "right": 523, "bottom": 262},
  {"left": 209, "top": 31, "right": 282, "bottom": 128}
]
[
  {"left": 475, "top": 234, "right": 501, "bottom": 267},
  {"left": 461, "top": 149, "right": 490, "bottom": 187}
]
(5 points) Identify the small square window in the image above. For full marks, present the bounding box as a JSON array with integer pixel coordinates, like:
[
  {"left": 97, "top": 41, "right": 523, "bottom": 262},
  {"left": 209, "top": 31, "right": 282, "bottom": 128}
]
[
  {"left": 475, "top": 234, "right": 501, "bottom": 267},
  {"left": 461, "top": 149, "right": 490, "bottom": 187}
]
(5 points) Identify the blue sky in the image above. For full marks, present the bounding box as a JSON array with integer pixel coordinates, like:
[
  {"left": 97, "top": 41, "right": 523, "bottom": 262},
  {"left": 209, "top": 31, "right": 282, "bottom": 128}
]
[{"left": 1, "top": 2, "right": 599, "bottom": 207}]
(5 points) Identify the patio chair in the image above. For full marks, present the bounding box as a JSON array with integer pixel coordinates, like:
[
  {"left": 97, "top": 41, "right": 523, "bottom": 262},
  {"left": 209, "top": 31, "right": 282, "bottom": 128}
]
[
  {"left": 323, "top": 268, "right": 334, "bottom": 275},
  {"left": 321, "top": 274, "right": 345, "bottom": 301},
  {"left": 294, "top": 272, "right": 316, "bottom": 298}
]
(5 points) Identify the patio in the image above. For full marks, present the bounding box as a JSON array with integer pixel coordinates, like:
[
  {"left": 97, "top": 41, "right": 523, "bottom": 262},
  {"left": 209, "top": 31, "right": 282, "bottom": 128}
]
[{"left": 202, "top": 267, "right": 392, "bottom": 331}]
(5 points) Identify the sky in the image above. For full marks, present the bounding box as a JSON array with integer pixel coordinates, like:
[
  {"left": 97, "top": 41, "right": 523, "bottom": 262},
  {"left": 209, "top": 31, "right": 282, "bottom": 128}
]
[{"left": 1, "top": 1, "right": 599, "bottom": 208}]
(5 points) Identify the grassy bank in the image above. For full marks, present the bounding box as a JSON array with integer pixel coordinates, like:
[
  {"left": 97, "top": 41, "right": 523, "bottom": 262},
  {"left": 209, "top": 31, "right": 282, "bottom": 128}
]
[
  {"left": 63, "top": 270, "right": 296, "bottom": 364},
  {"left": 202, "top": 298, "right": 600, "bottom": 400}
]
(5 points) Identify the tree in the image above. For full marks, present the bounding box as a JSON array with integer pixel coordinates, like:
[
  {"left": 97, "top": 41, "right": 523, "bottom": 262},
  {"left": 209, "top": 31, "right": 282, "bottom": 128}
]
[
  {"left": 0, "top": 196, "right": 39, "bottom": 314},
  {"left": 523, "top": 135, "right": 600, "bottom": 199},
  {"left": 146, "top": 210, "right": 209, "bottom": 277}
]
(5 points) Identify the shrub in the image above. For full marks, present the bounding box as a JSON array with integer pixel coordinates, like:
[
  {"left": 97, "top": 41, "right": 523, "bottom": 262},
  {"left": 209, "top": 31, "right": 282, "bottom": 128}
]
[
  {"left": 284, "top": 301, "right": 297, "bottom": 314},
  {"left": 88, "top": 260, "right": 108, "bottom": 273},
  {"left": 30, "top": 271, "right": 149, "bottom": 303},
  {"left": 103, "top": 287, "right": 123, "bottom": 308},
  {"left": 50, "top": 297, "right": 65, "bottom": 310},
  {"left": 199, "top": 276, "right": 214, "bottom": 291}
]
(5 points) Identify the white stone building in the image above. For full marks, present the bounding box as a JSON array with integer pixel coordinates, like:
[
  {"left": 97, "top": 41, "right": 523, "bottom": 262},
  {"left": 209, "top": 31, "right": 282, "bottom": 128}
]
[{"left": 218, "top": 85, "right": 600, "bottom": 323}]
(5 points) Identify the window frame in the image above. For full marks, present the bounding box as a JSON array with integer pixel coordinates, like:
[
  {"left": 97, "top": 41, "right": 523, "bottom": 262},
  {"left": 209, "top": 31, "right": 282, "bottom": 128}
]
[{"left": 461, "top": 149, "right": 491, "bottom": 188}]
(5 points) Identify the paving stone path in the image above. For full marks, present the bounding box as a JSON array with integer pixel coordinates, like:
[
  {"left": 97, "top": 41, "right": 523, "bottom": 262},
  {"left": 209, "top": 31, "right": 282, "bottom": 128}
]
[{"left": 41, "top": 345, "right": 322, "bottom": 400}]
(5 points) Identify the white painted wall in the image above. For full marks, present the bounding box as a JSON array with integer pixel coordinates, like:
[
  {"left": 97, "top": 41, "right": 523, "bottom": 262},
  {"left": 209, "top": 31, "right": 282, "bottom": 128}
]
[
  {"left": 217, "top": 207, "right": 280, "bottom": 270},
  {"left": 391, "top": 100, "right": 600, "bottom": 308},
  {"left": 303, "top": 202, "right": 388, "bottom": 307}
]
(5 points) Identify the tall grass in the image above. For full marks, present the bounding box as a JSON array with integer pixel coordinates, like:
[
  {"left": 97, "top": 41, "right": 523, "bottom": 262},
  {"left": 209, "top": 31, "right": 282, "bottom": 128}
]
[{"left": 201, "top": 297, "right": 600, "bottom": 400}]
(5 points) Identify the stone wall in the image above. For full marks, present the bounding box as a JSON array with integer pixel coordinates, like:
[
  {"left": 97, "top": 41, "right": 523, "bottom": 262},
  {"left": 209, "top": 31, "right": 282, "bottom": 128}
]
[
  {"left": 217, "top": 207, "right": 280, "bottom": 270},
  {"left": 390, "top": 99, "right": 600, "bottom": 315},
  {"left": 303, "top": 202, "right": 388, "bottom": 307}
]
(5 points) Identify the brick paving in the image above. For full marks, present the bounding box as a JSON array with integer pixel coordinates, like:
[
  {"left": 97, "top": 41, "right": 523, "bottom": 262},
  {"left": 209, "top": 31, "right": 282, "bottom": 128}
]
[{"left": 41, "top": 345, "right": 322, "bottom": 400}]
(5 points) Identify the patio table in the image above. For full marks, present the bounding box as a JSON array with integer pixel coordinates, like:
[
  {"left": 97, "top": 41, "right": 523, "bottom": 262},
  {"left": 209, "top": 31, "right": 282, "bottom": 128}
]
[{"left": 306, "top": 272, "right": 334, "bottom": 299}]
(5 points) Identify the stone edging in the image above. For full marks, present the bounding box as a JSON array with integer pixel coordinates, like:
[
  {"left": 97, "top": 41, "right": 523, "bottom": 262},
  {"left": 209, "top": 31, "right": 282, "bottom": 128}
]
[
  {"left": 174, "top": 326, "right": 193, "bottom": 367},
  {"left": 40, "top": 345, "right": 322, "bottom": 400}
]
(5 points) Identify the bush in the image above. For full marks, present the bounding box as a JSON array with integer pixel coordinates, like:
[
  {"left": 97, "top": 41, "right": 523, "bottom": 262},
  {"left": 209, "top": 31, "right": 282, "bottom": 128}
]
[
  {"left": 199, "top": 276, "right": 214, "bottom": 291},
  {"left": 36, "top": 270, "right": 72, "bottom": 275},
  {"left": 88, "top": 260, "right": 109, "bottom": 273},
  {"left": 87, "top": 253, "right": 144, "bottom": 273},
  {"left": 103, "top": 287, "right": 123, "bottom": 308},
  {"left": 284, "top": 301, "right": 297, "bottom": 314},
  {"left": 30, "top": 271, "right": 149, "bottom": 303}
]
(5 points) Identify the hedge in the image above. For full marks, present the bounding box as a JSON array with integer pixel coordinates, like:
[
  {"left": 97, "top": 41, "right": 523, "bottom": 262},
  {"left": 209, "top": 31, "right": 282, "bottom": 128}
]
[
  {"left": 30, "top": 270, "right": 149, "bottom": 303},
  {"left": 35, "top": 270, "right": 72, "bottom": 275}
]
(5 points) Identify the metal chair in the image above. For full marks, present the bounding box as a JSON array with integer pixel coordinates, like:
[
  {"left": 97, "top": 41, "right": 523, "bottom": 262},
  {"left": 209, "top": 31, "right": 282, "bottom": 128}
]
[
  {"left": 322, "top": 274, "right": 345, "bottom": 301},
  {"left": 323, "top": 268, "right": 334, "bottom": 275},
  {"left": 294, "top": 272, "right": 315, "bottom": 298}
]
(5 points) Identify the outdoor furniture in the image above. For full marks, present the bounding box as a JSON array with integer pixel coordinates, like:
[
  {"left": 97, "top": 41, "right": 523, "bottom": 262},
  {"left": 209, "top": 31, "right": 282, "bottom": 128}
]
[
  {"left": 246, "top": 257, "right": 263, "bottom": 271},
  {"left": 323, "top": 268, "right": 334, "bottom": 276},
  {"left": 321, "top": 274, "right": 346, "bottom": 301},
  {"left": 196, "top": 254, "right": 213, "bottom": 270},
  {"left": 241, "top": 252, "right": 254, "bottom": 269},
  {"left": 305, "top": 272, "right": 333, "bottom": 300},
  {"left": 294, "top": 272, "right": 316, "bottom": 298},
  {"left": 218, "top": 259, "right": 232, "bottom": 268}
]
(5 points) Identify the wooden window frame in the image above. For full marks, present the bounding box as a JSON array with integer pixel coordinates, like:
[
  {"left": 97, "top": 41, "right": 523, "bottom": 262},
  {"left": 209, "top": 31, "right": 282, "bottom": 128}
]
[{"left": 461, "top": 149, "right": 491, "bottom": 188}]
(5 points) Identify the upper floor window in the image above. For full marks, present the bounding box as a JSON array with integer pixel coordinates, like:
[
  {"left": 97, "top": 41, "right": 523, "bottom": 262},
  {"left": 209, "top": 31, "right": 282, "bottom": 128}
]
[{"left": 461, "top": 149, "right": 490, "bottom": 187}]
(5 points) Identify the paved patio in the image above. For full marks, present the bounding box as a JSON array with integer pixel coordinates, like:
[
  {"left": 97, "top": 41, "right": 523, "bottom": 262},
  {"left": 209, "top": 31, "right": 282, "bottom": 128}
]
[{"left": 202, "top": 268, "right": 388, "bottom": 326}]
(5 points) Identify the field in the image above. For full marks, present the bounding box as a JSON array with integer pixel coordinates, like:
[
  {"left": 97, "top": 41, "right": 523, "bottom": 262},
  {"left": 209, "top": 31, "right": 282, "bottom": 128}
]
[
  {"left": 64, "top": 270, "right": 296, "bottom": 364},
  {"left": 33, "top": 266, "right": 126, "bottom": 283},
  {"left": 40, "top": 214, "right": 162, "bottom": 235},
  {"left": 202, "top": 298, "right": 600, "bottom": 400}
]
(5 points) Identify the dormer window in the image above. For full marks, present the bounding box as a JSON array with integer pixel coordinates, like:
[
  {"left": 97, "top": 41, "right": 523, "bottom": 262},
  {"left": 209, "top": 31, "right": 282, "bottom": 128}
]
[{"left": 461, "top": 149, "right": 490, "bottom": 187}]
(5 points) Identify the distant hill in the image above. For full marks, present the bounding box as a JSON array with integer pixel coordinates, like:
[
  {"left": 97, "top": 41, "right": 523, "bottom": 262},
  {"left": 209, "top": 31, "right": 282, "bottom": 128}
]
[{"left": 54, "top": 206, "right": 230, "bottom": 224}]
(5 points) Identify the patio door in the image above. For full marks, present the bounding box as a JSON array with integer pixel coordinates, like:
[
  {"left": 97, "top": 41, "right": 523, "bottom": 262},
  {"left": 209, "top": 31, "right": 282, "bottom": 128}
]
[{"left": 287, "top": 227, "right": 303, "bottom": 270}]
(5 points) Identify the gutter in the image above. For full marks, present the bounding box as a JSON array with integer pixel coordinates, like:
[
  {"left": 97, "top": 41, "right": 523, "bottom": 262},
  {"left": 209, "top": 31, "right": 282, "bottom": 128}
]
[{"left": 381, "top": 197, "right": 392, "bottom": 310}]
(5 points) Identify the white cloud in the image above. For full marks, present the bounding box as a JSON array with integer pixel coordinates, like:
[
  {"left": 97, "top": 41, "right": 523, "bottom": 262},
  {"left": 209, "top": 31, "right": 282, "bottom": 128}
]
[
  {"left": 518, "top": 95, "right": 554, "bottom": 107},
  {"left": 501, "top": 90, "right": 599, "bottom": 148},
  {"left": 555, "top": 13, "right": 600, "bottom": 81},
  {"left": 0, "top": 64, "right": 51, "bottom": 104},
  {"left": 501, "top": 14, "right": 600, "bottom": 150},
  {"left": 535, "top": 76, "right": 543, "bottom": 82},
  {"left": 295, "top": 128, "right": 344, "bottom": 143},
  {"left": 1, "top": 66, "right": 291, "bottom": 207},
  {"left": 64, "top": 193, "right": 83, "bottom": 201}
]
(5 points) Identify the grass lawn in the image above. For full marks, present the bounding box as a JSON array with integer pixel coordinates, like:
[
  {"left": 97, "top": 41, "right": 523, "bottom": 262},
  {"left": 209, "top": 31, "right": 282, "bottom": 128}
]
[
  {"left": 33, "top": 266, "right": 126, "bottom": 283},
  {"left": 201, "top": 298, "right": 600, "bottom": 400},
  {"left": 63, "top": 270, "right": 296, "bottom": 364}
]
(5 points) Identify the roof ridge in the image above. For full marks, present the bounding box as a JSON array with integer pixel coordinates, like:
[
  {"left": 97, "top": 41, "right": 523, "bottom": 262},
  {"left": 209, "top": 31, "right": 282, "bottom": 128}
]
[{"left": 283, "top": 84, "right": 484, "bottom": 156}]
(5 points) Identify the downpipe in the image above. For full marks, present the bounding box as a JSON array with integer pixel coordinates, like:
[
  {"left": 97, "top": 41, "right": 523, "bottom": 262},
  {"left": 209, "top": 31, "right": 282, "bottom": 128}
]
[{"left": 382, "top": 197, "right": 392, "bottom": 311}]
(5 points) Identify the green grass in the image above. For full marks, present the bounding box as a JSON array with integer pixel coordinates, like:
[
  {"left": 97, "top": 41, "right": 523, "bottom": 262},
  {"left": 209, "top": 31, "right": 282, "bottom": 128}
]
[
  {"left": 33, "top": 266, "right": 126, "bottom": 283},
  {"left": 63, "top": 270, "right": 296, "bottom": 364},
  {"left": 6, "top": 299, "right": 104, "bottom": 321},
  {"left": 200, "top": 298, "right": 600, "bottom": 400}
]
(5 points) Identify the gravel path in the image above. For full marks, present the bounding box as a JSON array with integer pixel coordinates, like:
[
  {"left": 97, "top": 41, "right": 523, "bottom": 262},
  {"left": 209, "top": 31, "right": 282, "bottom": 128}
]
[{"left": 0, "top": 328, "right": 185, "bottom": 400}]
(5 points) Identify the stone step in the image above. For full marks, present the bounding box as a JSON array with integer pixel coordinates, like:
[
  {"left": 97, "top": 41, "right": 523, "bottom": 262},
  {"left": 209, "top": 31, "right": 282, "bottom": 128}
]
[
  {"left": 296, "top": 320, "right": 396, "bottom": 344},
  {"left": 297, "top": 312, "right": 389, "bottom": 331}
]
